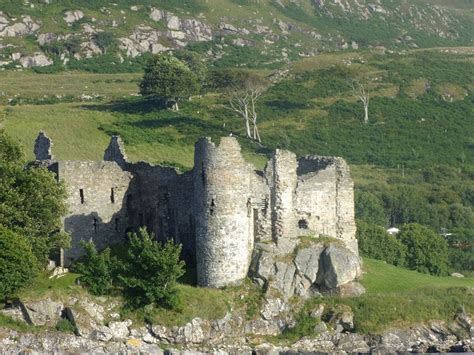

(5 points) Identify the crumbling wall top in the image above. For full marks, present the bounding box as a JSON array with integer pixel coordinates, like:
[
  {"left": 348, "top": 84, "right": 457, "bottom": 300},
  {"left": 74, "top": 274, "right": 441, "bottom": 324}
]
[
  {"left": 104, "top": 135, "right": 128, "bottom": 168},
  {"left": 34, "top": 131, "right": 54, "bottom": 161}
]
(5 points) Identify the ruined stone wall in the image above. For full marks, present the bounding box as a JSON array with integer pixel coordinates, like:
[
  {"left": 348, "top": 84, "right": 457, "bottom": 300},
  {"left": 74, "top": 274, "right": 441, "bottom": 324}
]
[
  {"left": 268, "top": 149, "right": 298, "bottom": 241},
  {"left": 52, "top": 161, "right": 133, "bottom": 265},
  {"left": 125, "top": 163, "right": 195, "bottom": 262},
  {"left": 33, "top": 132, "right": 358, "bottom": 287},
  {"left": 296, "top": 156, "right": 358, "bottom": 255},
  {"left": 193, "top": 137, "right": 255, "bottom": 288}
]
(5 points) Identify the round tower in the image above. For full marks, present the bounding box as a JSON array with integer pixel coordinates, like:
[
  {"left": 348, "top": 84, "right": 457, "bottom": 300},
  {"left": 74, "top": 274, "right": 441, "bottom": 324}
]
[{"left": 193, "top": 137, "right": 253, "bottom": 288}]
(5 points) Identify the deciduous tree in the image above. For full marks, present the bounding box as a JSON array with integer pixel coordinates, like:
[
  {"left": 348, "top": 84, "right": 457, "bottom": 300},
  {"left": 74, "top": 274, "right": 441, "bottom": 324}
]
[{"left": 139, "top": 54, "right": 199, "bottom": 111}]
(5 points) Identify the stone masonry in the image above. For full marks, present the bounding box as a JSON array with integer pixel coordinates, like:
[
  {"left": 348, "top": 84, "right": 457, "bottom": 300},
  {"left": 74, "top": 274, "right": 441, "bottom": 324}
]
[{"left": 34, "top": 133, "right": 360, "bottom": 291}]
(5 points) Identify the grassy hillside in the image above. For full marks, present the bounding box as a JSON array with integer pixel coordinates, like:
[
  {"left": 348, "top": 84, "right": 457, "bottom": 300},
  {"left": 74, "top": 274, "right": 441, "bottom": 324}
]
[
  {"left": 1, "top": 47, "right": 472, "bottom": 276},
  {"left": 0, "top": 0, "right": 473, "bottom": 72}
]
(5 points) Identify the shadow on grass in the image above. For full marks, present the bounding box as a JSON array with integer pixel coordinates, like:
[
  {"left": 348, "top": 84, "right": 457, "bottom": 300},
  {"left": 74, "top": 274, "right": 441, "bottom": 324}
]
[{"left": 83, "top": 97, "right": 168, "bottom": 114}]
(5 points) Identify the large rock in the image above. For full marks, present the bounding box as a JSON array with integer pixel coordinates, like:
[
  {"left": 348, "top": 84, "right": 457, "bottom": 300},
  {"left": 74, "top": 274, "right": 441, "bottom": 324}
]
[
  {"left": 63, "top": 10, "right": 84, "bottom": 24},
  {"left": 149, "top": 8, "right": 165, "bottom": 22},
  {"left": 294, "top": 244, "right": 324, "bottom": 283},
  {"left": 273, "top": 262, "right": 296, "bottom": 299},
  {"left": 317, "top": 244, "right": 361, "bottom": 289},
  {"left": 22, "top": 298, "right": 63, "bottom": 326},
  {"left": 19, "top": 53, "right": 53, "bottom": 68},
  {"left": 244, "top": 319, "right": 285, "bottom": 336},
  {"left": 0, "top": 16, "right": 40, "bottom": 37},
  {"left": 108, "top": 320, "right": 132, "bottom": 340},
  {"left": 260, "top": 298, "right": 288, "bottom": 320}
]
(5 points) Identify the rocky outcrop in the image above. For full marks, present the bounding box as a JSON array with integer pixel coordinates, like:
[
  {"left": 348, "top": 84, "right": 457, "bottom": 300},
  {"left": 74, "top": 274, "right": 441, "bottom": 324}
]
[
  {"left": 22, "top": 298, "right": 63, "bottom": 326},
  {"left": 63, "top": 10, "right": 84, "bottom": 25},
  {"left": 250, "top": 238, "right": 363, "bottom": 300},
  {"left": 317, "top": 243, "right": 362, "bottom": 289},
  {"left": 0, "top": 14, "right": 40, "bottom": 37},
  {"left": 19, "top": 53, "right": 53, "bottom": 68}
]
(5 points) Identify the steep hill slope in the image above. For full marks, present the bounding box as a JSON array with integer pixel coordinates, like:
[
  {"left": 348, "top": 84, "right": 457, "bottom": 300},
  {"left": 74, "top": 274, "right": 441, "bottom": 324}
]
[{"left": 0, "top": 0, "right": 473, "bottom": 69}]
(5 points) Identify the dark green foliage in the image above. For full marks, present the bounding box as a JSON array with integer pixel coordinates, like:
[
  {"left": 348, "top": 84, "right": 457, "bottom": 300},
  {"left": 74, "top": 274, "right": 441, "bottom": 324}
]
[
  {"left": 55, "top": 318, "right": 77, "bottom": 333},
  {"left": 0, "top": 130, "right": 69, "bottom": 267},
  {"left": 174, "top": 51, "right": 207, "bottom": 89},
  {"left": 73, "top": 241, "right": 113, "bottom": 296},
  {"left": 0, "top": 226, "right": 38, "bottom": 299},
  {"left": 139, "top": 54, "right": 199, "bottom": 108},
  {"left": 0, "top": 130, "right": 22, "bottom": 163},
  {"left": 357, "top": 221, "right": 406, "bottom": 266},
  {"left": 446, "top": 228, "right": 474, "bottom": 274},
  {"left": 116, "top": 229, "right": 185, "bottom": 309},
  {"left": 355, "top": 191, "right": 386, "bottom": 226},
  {"left": 92, "top": 32, "right": 116, "bottom": 54},
  {"left": 398, "top": 223, "right": 449, "bottom": 276},
  {"left": 67, "top": 53, "right": 152, "bottom": 73}
]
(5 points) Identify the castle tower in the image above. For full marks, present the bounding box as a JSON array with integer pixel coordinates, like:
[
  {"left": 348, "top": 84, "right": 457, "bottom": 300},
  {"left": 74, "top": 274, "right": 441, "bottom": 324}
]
[
  {"left": 193, "top": 137, "right": 253, "bottom": 288},
  {"left": 270, "top": 149, "right": 297, "bottom": 241}
]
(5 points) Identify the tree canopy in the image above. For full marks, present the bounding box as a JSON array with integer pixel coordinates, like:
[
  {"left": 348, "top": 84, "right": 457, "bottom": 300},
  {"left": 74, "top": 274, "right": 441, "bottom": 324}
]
[
  {"left": 398, "top": 223, "right": 449, "bottom": 276},
  {"left": 0, "top": 226, "right": 37, "bottom": 299},
  {"left": 139, "top": 54, "right": 199, "bottom": 110},
  {"left": 0, "top": 130, "right": 69, "bottom": 266}
]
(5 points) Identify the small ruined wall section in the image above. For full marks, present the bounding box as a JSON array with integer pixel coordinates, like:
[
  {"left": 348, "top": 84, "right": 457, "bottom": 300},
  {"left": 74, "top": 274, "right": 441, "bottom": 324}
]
[
  {"left": 193, "top": 137, "right": 254, "bottom": 288},
  {"left": 125, "top": 162, "right": 195, "bottom": 262},
  {"left": 268, "top": 150, "right": 298, "bottom": 241},
  {"left": 296, "top": 156, "right": 358, "bottom": 255},
  {"left": 54, "top": 161, "right": 132, "bottom": 265}
]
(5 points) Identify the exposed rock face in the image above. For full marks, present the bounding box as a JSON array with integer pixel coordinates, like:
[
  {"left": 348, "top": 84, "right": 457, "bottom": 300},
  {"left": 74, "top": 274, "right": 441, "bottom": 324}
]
[
  {"left": 19, "top": 53, "right": 53, "bottom": 68},
  {"left": 250, "top": 239, "right": 362, "bottom": 300},
  {"left": 63, "top": 10, "right": 84, "bottom": 24},
  {"left": 317, "top": 244, "right": 362, "bottom": 289},
  {"left": 0, "top": 14, "right": 40, "bottom": 37},
  {"left": 22, "top": 299, "right": 63, "bottom": 326}
]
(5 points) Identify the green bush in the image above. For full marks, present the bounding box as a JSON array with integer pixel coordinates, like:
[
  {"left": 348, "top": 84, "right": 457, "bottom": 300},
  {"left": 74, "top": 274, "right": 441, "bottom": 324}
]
[
  {"left": 73, "top": 241, "right": 113, "bottom": 296},
  {"left": 398, "top": 223, "right": 449, "bottom": 276},
  {"left": 117, "top": 228, "right": 185, "bottom": 309},
  {"left": 55, "top": 318, "right": 77, "bottom": 333},
  {"left": 356, "top": 221, "right": 406, "bottom": 266},
  {"left": 0, "top": 226, "right": 38, "bottom": 300}
]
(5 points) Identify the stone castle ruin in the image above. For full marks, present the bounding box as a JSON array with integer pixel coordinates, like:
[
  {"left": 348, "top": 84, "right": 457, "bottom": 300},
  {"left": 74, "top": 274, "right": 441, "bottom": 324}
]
[{"left": 34, "top": 132, "right": 363, "bottom": 297}]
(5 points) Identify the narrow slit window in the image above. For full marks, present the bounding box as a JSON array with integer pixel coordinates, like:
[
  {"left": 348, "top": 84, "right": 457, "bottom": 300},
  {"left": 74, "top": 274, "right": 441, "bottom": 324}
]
[
  {"left": 79, "top": 189, "right": 85, "bottom": 204},
  {"left": 93, "top": 218, "right": 98, "bottom": 233},
  {"left": 110, "top": 188, "right": 115, "bottom": 203},
  {"left": 210, "top": 199, "right": 215, "bottom": 215}
]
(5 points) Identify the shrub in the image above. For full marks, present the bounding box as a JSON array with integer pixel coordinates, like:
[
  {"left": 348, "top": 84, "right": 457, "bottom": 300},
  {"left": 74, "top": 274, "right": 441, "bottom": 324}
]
[
  {"left": 73, "top": 241, "right": 113, "bottom": 296},
  {"left": 0, "top": 226, "right": 38, "bottom": 300},
  {"left": 398, "top": 223, "right": 449, "bottom": 276},
  {"left": 55, "top": 318, "right": 77, "bottom": 333},
  {"left": 356, "top": 221, "right": 406, "bottom": 266},
  {"left": 117, "top": 228, "right": 185, "bottom": 309}
]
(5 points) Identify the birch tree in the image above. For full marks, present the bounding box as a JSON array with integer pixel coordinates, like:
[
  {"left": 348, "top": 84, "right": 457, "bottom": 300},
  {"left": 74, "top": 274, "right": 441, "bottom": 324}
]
[
  {"left": 226, "top": 74, "right": 267, "bottom": 143},
  {"left": 350, "top": 79, "right": 370, "bottom": 124}
]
